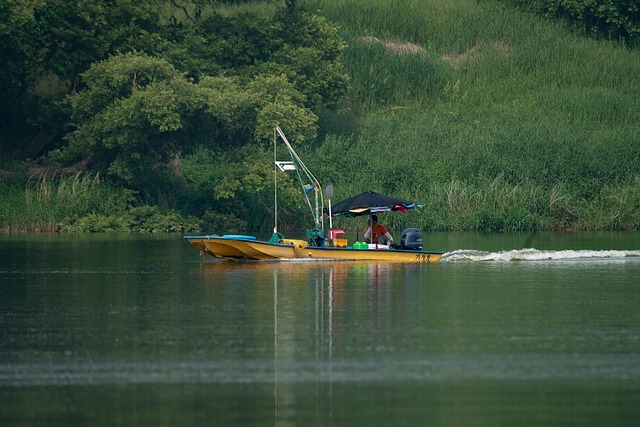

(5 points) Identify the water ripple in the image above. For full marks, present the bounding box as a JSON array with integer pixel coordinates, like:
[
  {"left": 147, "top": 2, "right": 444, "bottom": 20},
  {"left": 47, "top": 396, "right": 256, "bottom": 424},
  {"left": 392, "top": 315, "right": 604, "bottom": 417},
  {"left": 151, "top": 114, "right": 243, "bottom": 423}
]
[
  {"left": 441, "top": 248, "right": 640, "bottom": 262},
  {"left": 2, "top": 354, "right": 639, "bottom": 386}
]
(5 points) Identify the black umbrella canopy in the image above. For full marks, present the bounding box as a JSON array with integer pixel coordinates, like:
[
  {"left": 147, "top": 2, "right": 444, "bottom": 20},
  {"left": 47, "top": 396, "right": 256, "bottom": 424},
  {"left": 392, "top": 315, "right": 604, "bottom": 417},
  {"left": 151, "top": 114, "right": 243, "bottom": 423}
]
[{"left": 329, "top": 191, "right": 422, "bottom": 217}]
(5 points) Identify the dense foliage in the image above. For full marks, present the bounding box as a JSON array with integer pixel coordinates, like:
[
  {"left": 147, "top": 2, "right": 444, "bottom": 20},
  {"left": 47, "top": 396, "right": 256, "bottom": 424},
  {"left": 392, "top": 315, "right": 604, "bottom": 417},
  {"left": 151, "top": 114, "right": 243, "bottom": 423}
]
[
  {"left": 0, "top": 0, "right": 348, "bottom": 231},
  {"left": 1, "top": 0, "right": 639, "bottom": 233},
  {"left": 500, "top": 0, "right": 640, "bottom": 46}
]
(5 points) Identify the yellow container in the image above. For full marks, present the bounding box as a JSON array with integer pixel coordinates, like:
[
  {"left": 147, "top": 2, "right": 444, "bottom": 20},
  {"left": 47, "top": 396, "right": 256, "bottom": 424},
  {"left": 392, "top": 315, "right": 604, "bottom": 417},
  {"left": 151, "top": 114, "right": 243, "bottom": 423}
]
[{"left": 334, "top": 238, "right": 348, "bottom": 248}]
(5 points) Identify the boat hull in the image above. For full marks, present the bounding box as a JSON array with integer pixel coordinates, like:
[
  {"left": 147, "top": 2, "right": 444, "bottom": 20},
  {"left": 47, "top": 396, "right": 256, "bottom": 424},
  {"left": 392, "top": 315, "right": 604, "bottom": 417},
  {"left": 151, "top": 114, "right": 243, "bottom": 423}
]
[
  {"left": 184, "top": 236, "right": 443, "bottom": 263},
  {"left": 184, "top": 236, "right": 295, "bottom": 260}
]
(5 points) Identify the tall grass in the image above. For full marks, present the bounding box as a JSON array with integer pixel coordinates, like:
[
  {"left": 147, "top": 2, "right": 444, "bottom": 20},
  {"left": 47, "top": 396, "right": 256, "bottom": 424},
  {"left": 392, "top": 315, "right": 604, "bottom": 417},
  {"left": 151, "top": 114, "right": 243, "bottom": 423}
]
[
  {"left": 1, "top": 172, "right": 201, "bottom": 232},
  {"left": 6, "top": 1, "right": 635, "bottom": 232},
  {"left": 0, "top": 173, "right": 131, "bottom": 232},
  {"left": 302, "top": 0, "right": 640, "bottom": 231}
]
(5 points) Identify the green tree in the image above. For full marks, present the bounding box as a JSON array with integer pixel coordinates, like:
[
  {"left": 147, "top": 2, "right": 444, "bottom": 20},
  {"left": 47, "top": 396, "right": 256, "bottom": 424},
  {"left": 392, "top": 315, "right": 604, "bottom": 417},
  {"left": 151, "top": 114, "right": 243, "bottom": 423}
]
[
  {"left": 0, "top": 0, "right": 49, "bottom": 156},
  {"left": 3, "top": 0, "right": 348, "bottom": 227},
  {"left": 503, "top": 0, "right": 640, "bottom": 46},
  {"left": 60, "top": 53, "right": 199, "bottom": 187},
  {"left": 0, "top": 0, "right": 177, "bottom": 158},
  {"left": 59, "top": 52, "right": 323, "bottom": 193}
]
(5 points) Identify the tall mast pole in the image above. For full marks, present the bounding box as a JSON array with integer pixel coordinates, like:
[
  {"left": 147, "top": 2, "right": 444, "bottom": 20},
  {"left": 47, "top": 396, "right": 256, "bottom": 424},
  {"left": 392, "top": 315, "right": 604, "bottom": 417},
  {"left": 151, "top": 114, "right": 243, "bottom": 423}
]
[{"left": 273, "top": 126, "right": 278, "bottom": 233}]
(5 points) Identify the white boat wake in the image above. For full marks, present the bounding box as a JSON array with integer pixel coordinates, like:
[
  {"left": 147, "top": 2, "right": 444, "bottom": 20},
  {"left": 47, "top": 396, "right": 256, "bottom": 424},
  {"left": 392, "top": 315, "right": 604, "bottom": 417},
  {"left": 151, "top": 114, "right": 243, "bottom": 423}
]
[{"left": 441, "top": 248, "right": 640, "bottom": 262}]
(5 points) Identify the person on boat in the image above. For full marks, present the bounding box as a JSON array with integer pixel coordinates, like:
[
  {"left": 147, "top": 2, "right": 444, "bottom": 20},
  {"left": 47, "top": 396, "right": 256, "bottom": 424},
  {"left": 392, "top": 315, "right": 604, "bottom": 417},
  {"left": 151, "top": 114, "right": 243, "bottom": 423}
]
[{"left": 364, "top": 215, "right": 394, "bottom": 245}]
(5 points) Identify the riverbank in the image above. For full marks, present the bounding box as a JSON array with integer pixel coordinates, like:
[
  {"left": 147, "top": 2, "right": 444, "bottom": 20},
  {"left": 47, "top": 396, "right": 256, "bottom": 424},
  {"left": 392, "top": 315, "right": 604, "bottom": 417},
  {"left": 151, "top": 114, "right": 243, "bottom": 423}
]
[{"left": 2, "top": 174, "right": 638, "bottom": 233}]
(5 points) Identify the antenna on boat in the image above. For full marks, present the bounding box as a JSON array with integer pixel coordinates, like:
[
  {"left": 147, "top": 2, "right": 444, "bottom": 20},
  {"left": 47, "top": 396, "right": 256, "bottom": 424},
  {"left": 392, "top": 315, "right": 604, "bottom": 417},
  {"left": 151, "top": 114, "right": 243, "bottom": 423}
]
[
  {"left": 273, "top": 126, "right": 279, "bottom": 234},
  {"left": 273, "top": 125, "right": 324, "bottom": 232}
]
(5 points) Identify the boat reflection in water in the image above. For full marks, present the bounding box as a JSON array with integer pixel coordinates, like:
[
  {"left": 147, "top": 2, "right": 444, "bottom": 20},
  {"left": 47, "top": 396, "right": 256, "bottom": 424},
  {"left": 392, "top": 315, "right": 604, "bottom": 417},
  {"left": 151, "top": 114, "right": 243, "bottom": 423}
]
[{"left": 195, "top": 260, "right": 434, "bottom": 424}]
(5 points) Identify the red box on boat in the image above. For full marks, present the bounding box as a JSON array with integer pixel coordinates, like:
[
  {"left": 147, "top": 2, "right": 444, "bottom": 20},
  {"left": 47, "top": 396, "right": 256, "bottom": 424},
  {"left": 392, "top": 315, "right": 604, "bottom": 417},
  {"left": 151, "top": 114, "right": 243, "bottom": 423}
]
[
  {"left": 328, "top": 229, "right": 345, "bottom": 239},
  {"left": 328, "top": 229, "right": 347, "bottom": 247}
]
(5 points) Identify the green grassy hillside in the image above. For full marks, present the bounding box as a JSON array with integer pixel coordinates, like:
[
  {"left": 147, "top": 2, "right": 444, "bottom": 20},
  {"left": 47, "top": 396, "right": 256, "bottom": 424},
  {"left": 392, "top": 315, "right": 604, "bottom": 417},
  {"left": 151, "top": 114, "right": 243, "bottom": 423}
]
[
  {"left": 304, "top": 0, "right": 640, "bottom": 231},
  {"left": 2, "top": 0, "right": 638, "bottom": 233}
]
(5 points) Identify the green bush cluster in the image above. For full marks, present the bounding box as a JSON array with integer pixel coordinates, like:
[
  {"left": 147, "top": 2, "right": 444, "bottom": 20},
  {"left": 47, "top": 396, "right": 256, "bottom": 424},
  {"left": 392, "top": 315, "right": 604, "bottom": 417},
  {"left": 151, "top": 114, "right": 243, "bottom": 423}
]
[
  {"left": 500, "top": 0, "right": 640, "bottom": 46},
  {"left": 65, "top": 207, "right": 201, "bottom": 233}
]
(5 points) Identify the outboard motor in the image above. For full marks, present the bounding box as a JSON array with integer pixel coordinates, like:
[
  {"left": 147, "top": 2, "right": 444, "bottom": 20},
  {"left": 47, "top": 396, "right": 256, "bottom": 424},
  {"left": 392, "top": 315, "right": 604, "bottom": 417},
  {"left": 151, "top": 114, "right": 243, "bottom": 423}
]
[{"left": 400, "top": 228, "right": 423, "bottom": 250}]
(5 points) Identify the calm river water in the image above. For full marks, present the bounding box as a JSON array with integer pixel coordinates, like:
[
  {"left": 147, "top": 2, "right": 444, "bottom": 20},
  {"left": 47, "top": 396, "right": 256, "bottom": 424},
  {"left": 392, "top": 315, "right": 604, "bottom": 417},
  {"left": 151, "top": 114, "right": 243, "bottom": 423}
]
[{"left": 1, "top": 232, "right": 640, "bottom": 426}]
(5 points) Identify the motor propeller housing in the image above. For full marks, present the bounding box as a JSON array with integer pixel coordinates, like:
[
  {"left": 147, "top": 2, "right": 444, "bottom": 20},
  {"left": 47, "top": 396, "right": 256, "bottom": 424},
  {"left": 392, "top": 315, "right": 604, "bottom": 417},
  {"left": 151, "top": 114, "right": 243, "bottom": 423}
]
[{"left": 401, "top": 228, "right": 423, "bottom": 250}]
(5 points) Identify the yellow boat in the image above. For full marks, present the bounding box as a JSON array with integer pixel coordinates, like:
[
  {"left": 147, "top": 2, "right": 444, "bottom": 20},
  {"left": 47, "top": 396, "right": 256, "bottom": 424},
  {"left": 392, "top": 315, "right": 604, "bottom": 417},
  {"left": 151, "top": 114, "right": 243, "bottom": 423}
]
[
  {"left": 184, "top": 126, "right": 444, "bottom": 263},
  {"left": 184, "top": 235, "right": 443, "bottom": 263}
]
